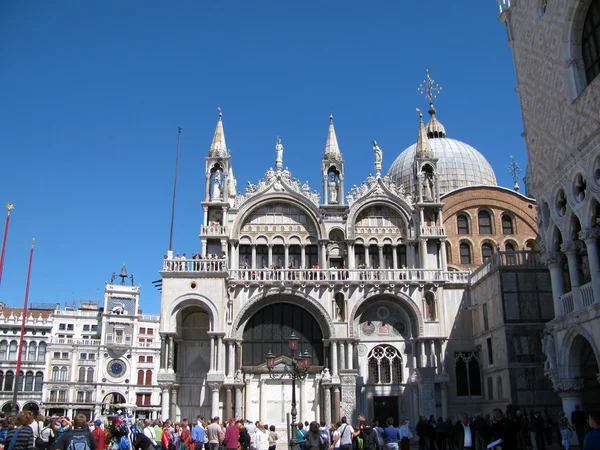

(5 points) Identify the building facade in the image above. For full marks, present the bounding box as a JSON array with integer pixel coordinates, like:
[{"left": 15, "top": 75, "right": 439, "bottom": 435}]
[
  {"left": 498, "top": 0, "right": 600, "bottom": 418},
  {"left": 158, "top": 94, "right": 538, "bottom": 427},
  {"left": 42, "top": 267, "right": 161, "bottom": 419}
]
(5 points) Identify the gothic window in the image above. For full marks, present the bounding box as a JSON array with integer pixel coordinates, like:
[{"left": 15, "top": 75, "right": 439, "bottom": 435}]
[
  {"left": 460, "top": 243, "right": 472, "bottom": 264},
  {"left": 482, "top": 243, "right": 495, "bottom": 262},
  {"left": 34, "top": 372, "right": 43, "bottom": 392},
  {"left": 21, "top": 342, "right": 27, "bottom": 361},
  {"left": 502, "top": 215, "right": 514, "bottom": 235},
  {"left": 478, "top": 211, "right": 492, "bottom": 234},
  {"left": 137, "top": 370, "right": 144, "bottom": 385},
  {"left": 457, "top": 214, "right": 469, "bottom": 234},
  {"left": 583, "top": 0, "right": 600, "bottom": 84},
  {"left": 454, "top": 352, "right": 482, "bottom": 396},
  {"left": 367, "top": 345, "right": 403, "bottom": 384}
]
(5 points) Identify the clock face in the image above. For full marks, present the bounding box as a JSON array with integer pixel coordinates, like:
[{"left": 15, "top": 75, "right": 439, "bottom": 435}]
[{"left": 107, "top": 359, "right": 126, "bottom": 378}]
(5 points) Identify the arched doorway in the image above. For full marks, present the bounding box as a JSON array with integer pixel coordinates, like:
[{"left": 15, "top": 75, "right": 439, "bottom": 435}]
[
  {"left": 102, "top": 392, "right": 126, "bottom": 415},
  {"left": 22, "top": 402, "right": 40, "bottom": 415},
  {"left": 241, "top": 301, "right": 325, "bottom": 424},
  {"left": 568, "top": 335, "right": 600, "bottom": 408},
  {"left": 1, "top": 402, "right": 16, "bottom": 414},
  {"left": 176, "top": 305, "right": 211, "bottom": 421}
]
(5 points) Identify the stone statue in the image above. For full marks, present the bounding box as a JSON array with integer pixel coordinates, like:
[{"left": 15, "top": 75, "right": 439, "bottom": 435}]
[
  {"left": 246, "top": 181, "right": 256, "bottom": 194},
  {"left": 212, "top": 172, "right": 222, "bottom": 201},
  {"left": 302, "top": 181, "right": 310, "bottom": 194},
  {"left": 422, "top": 173, "right": 433, "bottom": 202},
  {"left": 266, "top": 167, "right": 275, "bottom": 184},
  {"left": 329, "top": 174, "right": 339, "bottom": 203},
  {"left": 373, "top": 140, "right": 383, "bottom": 176},
  {"left": 541, "top": 332, "right": 557, "bottom": 372},
  {"left": 275, "top": 137, "right": 284, "bottom": 171}
]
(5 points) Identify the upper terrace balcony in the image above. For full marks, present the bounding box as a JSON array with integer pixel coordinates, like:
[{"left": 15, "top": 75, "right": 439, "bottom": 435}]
[
  {"left": 468, "top": 250, "right": 543, "bottom": 284},
  {"left": 161, "top": 257, "right": 470, "bottom": 286}
]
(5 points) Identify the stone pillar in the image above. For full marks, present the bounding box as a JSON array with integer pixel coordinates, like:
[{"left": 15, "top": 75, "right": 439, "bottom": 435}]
[
  {"left": 321, "top": 242, "right": 328, "bottom": 269},
  {"left": 167, "top": 336, "right": 175, "bottom": 371},
  {"left": 259, "top": 379, "right": 266, "bottom": 421},
  {"left": 554, "top": 379, "right": 584, "bottom": 424},
  {"left": 301, "top": 245, "right": 306, "bottom": 269},
  {"left": 378, "top": 245, "right": 384, "bottom": 268},
  {"left": 234, "top": 386, "right": 243, "bottom": 419},
  {"left": 160, "top": 335, "right": 166, "bottom": 369},
  {"left": 170, "top": 386, "right": 178, "bottom": 421},
  {"left": 228, "top": 342, "right": 235, "bottom": 377},
  {"left": 411, "top": 340, "right": 418, "bottom": 371},
  {"left": 430, "top": 340, "right": 436, "bottom": 369},
  {"left": 203, "top": 206, "right": 208, "bottom": 226},
  {"left": 547, "top": 258, "right": 566, "bottom": 316},
  {"left": 561, "top": 242, "right": 583, "bottom": 310},
  {"left": 347, "top": 342, "right": 354, "bottom": 370},
  {"left": 210, "top": 384, "right": 221, "bottom": 419},
  {"left": 440, "top": 238, "right": 448, "bottom": 271},
  {"left": 440, "top": 382, "right": 448, "bottom": 420},
  {"left": 217, "top": 335, "right": 225, "bottom": 372},
  {"left": 331, "top": 341, "right": 338, "bottom": 376},
  {"left": 323, "top": 385, "right": 332, "bottom": 426},
  {"left": 580, "top": 228, "right": 600, "bottom": 303},
  {"left": 209, "top": 336, "right": 215, "bottom": 372},
  {"left": 251, "top": 245, "right": 257, "bottom": 269},
  {"left": 440, "top": 340, "right": 447, "bottom": 374},
  {"left": 224, "top": 387, "right": 232, "bottom": 422},
  {"left": 392, "top": 245, "right": 398, "bottom": 269},
  {"left": 221, "top": 239, "right": 228, "bottom": 257},
  {"left": 284, "top": 244, "right": 290, "bottom": 269},
  {"left": 339, "top": 341, "right": 346, "bottom": 371},
  {"left": 420, "top": 340, "right": 427, "bottom": 368},
  {"left": 348, "top": 243, "right": 355, "bottom": 269},
  {"left": 299, "top": 378, "right": 306, "bottom": 422},
  {"left": 332, "top": 387, "right": 341, "bottom": 423},
  {"left": 268, "top": 245, "right": 273, "bottom": 268},
  {"left": 365, "top": 246, "right": 370, "bottom": 267},
  {"left": 161, "top": 385, "right": 170, "bottom": 419},
  {"left": 419, "top": 239, "right": 427, "bottom": 269}
]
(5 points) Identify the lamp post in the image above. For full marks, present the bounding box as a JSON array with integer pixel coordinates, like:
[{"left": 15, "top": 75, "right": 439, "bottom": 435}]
[{"left": 266, "top": 332, "right": 312, "bottom": 450}]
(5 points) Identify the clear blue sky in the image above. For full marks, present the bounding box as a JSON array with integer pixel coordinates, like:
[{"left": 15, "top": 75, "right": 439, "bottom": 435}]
[{"left": 0, "top": 1, "right": 523, "bottom": 315}]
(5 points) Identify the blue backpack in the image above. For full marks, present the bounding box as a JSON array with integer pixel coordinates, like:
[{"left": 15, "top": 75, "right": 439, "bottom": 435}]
[{"left": 68, "top": 434, "right": 92, "bottom": 450}]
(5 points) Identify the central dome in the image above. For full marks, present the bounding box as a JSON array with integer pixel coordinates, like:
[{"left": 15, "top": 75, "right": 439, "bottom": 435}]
[{"left": 387, "top": 137, "right": 497, "bottom": 196}]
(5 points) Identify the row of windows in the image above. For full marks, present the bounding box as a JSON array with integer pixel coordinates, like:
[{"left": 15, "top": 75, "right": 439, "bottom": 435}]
[
  {"left": 138, "top": 355, "right": 154, "bottom": 363},
  {"left": 51, "top": 366, "right": 95, "bottom": 382},
  {"left": 0, "top": 370, "right": 43, "bottom": 392},
  {"left": 453, "top": 241, "right": 519, "bottom": 265},
  {"left": 137, "top": 370, "right": 153, "bottom": 385},
  {"left": 0, "top": 341, "right": 46, "bottom": 362},
  {"left": 457, "top": 212, "right": 514, "bottom": 235},
  {"left": 58, "top": 323, "right": 98, "bottom": 332}
]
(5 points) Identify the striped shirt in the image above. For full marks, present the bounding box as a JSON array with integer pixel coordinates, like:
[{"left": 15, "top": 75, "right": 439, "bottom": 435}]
[{"left": 6, "top": 426, "right": 35, "bottom": 450}]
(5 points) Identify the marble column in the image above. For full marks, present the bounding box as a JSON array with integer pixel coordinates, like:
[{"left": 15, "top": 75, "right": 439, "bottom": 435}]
[
  {"left": 440, "top": 238, "right": 448, "bottom": 271},
  {"left": 160, "top": 335, "right": 166, "bottom": 369},
  {"left": 259, "top": 379, "right": 266, "bottom": 421},
  {"left": 420, "top": 340, "right": 427, "bottom": 368},
  {"left": 170, "top": 386, "right": 178, "bottom": 421},
  {"left": 430, "top": 340, "right": 436, "bottom": 369},
  {"left": 440, "top": 340, "right": 447, "bottom": 374},
  {"left": 209, "top": 336, "right": 215, "bottom": 372},
  {"left": 299, "top": 378, "right": 306, "bottom": 422},
  {"left": 339, "top": 341, "right": 346, "bottom": 371},
  {"left": 348, "top": 243, "right": 355, "bottom": 269},
  {"left": 378, "top": 245, "right": 384, "bottom": 267},
  {"left": 211, "top": 385, "right": 220, "bottom": 419},
  {"left": 347, "top": 342, "right": 354, "bottom": 370},
  {"left": 547, "top": 258, "right": 566, "bottom": 316},
  {"left": 268, "top": 245, "right": 273, "bottom": 268},
  {"left": 561, "top": 242, "right": 583, "bottom": 310},
  {"left": 392, "top": 245, "right": 398, "bottom": 269},
  {"left": 331, "top": 341, "right": 339, "bottom": 376},
  {"left": 251, "top": 245, "right": 257, "bottom": 270},
  {"left": 321, "top": 242, "right": 327, "bottom": 269},
  {"left": 284, "top": 244, "right": 290, "bottom": 269},
  {"left": 419, "top": 239, "right": 428, "bottom": 269},
  {"left": 365, "top": 246, "right": 370, "bottom": 267},
  {"left": 161, "top": 386, "right": 170, "bottom": 419},
  {"left": 225, "top": 387, "right": 232, "bottom": 421},
  {"left": 203, "top": 206, "right": 208, "bottom": 226},
  {"left": 228, "top": 342, "right": 235, "bottom": 377},
  {"left": 301, "top": 245, "right": 306, "bottom": 269},
  {"left": 168, "top": 336, "right": 175, "bottom": 371},
  {"left": 332, "top": 387, "right": 341, "bottom": 423},
  {"left": 323, "top": 386, "right": 332, "bottom": 426},
  {"left": 580, "top": 229, "right": 600, "bottom": 304},
  {"left": 234, "top": 386, "right": 243, "bottom": 419},
  {"left": 441, "top": 382, "right": 448, "bottom": 419},
  {"left": 411, "top": 340, "right": 418, "bottom": 371},
  {"left": 217, "top": 335, "right": 225, "bottom": 372}
]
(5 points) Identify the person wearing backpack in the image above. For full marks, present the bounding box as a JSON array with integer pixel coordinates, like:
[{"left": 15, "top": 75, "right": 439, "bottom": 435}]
[
  {"left": 55, "top": 414, "right": 97, "bottom": 450},
  {"left": 5, "top": 412, "right": 35, "bottom": 450},
  {"left": 318, "top": 421, "right": 329, "bottom": 450}
]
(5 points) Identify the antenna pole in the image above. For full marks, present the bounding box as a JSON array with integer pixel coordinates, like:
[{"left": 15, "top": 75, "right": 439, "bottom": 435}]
[
  {"left": 168, "top": 127, "right": 182, "bottom": 253},
  {"left": 11, "top": 238, "right": 35, "bottom": 416},
  {"left": 0, "top": 204, "right": 14, "bottom": 285}
]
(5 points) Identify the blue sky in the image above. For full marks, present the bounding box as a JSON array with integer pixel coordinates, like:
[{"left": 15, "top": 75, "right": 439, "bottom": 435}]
[{"left": 0, "top": 1, "right": 523, "bottom": 315}]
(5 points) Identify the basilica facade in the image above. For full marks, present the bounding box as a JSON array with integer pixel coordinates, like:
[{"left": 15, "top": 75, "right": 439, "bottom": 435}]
[{"left": 157, "top": 87, "right": 537, "bottom": 427}]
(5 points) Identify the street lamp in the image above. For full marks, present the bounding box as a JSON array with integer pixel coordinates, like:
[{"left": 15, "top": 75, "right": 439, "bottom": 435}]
[{"left": 265, "top": 332, "right": 312, "bottom": 450}]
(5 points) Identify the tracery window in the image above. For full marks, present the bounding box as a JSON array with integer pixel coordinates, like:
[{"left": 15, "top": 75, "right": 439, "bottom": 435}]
[
  {"left": 457, "top": 214, "right": 469, "bottom": 234},
  {"left": 478, "top": 211, "right": 492, "bottom": 234},
  {"left": 367, "top": 345, "right": 403, "bottom": 384},
  {"left": 502, "top": 215, "right": 514, "bottom": 235},
  {"left": 455, "top": 352, "right": 482, "bottom": 396},
  {"left": 583, "top": 0, "right": 600, "bottom": 84},
  {"left": 460, "top": 243, "right": 472, "bottom": 264}
]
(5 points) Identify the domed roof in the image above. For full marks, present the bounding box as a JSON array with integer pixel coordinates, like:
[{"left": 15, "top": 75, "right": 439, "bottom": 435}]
[{"left": 387, "top": 137, "right": 497, "bottom": 195}]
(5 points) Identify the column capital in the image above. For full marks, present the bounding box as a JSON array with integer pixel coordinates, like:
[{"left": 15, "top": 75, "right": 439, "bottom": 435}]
[
  {"left": 207, "top": 381, "right": 223, "bottom": 391},
  {"left": 541, "top": 251, "right": 563, "bottom": 266},
  {"left": 560, "top": 241, "right": 581, "bottom": 254},
  {"left": 552, "top": 377, "right": 585, "bottom": 394},
  {"left": 207, "top": 331, "right": 226, "bottom": 338},
  {"left": 158, "top": 382, "right": 173, "bottom": 391},
  {"left": 579, "top": 228, "right": 600, "bottom": 241}
]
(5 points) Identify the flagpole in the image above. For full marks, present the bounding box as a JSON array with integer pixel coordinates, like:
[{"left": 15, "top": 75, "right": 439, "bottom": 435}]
[
  {"left": 11, "top": 238, "right": 35, "bottom": 416},
  {"left": 0, "top": 204, "right": 14, "bottom": 285},
  {"left": 168, "top": 127, "right": 182, "bottom": 255}
]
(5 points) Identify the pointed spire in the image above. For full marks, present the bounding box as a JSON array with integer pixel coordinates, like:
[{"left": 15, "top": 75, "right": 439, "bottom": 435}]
[
  {"left": 324, "top": 113, "right": 342, "bottom": 160},
  {"left": 208, "top": 108, "right": 227, "bottom": 157},
  {"left": 415, "top": 109, "right": 432, "bottom": 158}
]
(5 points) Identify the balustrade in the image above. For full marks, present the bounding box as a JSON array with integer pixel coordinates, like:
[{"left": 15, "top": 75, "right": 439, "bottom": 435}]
[
  {"left": 561, "top": 292, "right": 575, "bottom": 315},
  {"left": 200, "top": 225, "right": 228, "bottom": 236},
  {"left": 419, "top": 225, "right": 446, "bottom": 236},
  {"left": 162, "top": 258, "right": 228, "bottom": 272}
]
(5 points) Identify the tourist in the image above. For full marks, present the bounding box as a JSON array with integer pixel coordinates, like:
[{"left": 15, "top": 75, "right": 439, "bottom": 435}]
[
  {"left": 382, "top": 417, "right": 400, "bottom": 450},
  {"left": 192, "top": 416, "right": 205, "bottom": 450},
  {"left": 55, "top": 414, "right": 97, "bottom": 450},
  {"left": 5, "top": 412, "right": 35, "bottom": 450},
  {"left": 267, "top": 425, "right": 277, "bottom": 450},
  {"left": 584, "top": 411, "right": 600, "bottom": 450},
  {"left": 399, "top": 420, "right": 412, "bottom": 450},
  {"left": 305, "top": 422, "right": 325, "bottom": 450},
  {"left": 91, "top": 420, "right": 104, "bottom": 450},
  {"left": 206, "top": 418, "right": 221, "bottom": 450},
  {"left": 572, "top": 405, "right": 587, "bottom": 450},
  {"left": 453, "top": 413, "right": 472, "bottom": 450},
  {"left": 222, "top": 419, "right": 239, "bottom": 450}
]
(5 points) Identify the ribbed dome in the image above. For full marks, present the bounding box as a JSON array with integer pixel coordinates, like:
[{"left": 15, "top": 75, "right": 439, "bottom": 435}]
[{"left": 387, "top": 138, "right": 497, "bottom": 195}]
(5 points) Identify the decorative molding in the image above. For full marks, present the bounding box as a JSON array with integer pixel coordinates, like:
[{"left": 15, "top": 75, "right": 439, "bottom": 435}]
[
  {"left": 560, "top": 241, "right": 579, "bottom": 253},
  {"left": 552, "top": 378, "right": 585, "bottom": 393},
  {"left": 346, "top": 174, "right": 413, "bottom": 207}
]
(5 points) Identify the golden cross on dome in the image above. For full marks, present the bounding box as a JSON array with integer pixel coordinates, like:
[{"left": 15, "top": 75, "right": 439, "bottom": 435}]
[{"left": 418, "top": 69, "right": 443, "bottom": 103}]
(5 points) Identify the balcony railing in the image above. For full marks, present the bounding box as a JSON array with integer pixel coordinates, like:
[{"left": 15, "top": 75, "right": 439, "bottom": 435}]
[
  {"left": 200, "top": 225, "right": 228, "bottom": 236},
  {"left": 162, "top": 258, "right": 228, "bottom": 273},
  {"left": 420, "top": 226, "right": 446, "bottom": 237},
  {"left": 561, "top": 291, "right": 575, "bottom": 315},
  {"left": 581, "top": 282, "right": 594, "bottom": 308},
  {"left": 469, "top": 251, "right": 542, "bottom": 284},
  {"left": 228, "top": 268, "right": 470, "bottom": 285},
  {"left": 50, "top": 338, "right": 101, "bottom": 346}
]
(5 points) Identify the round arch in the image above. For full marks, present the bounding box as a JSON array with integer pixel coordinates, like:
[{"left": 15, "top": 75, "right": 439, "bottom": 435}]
[
  {"left": 22, "top": 402, "right": 40, "bottom": 413},
  {"left": 346, "top": 198, "right": 412, "bottom": 238},
  {"left": 231, "top": 193, "right": 326, "bottom": 240},
  {"left": 560, "top": 326, "right": 600, "bottom": 379},
  {"left": 563, "top": 0, "right": 595, "bottom": 99},
  {"left": 231, "top": 290, "right": 335, "bottom": 340},
  {"left": 163, "top": 293, "right": 219, "bottom": 333},
  {"left": 348, "top": 292, "right": 424, "bottom": 338}
]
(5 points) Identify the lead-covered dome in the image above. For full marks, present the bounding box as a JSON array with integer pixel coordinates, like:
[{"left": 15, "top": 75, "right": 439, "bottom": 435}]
[{"left": 387, "top": 137, "right": 497, "bottom": 195}]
